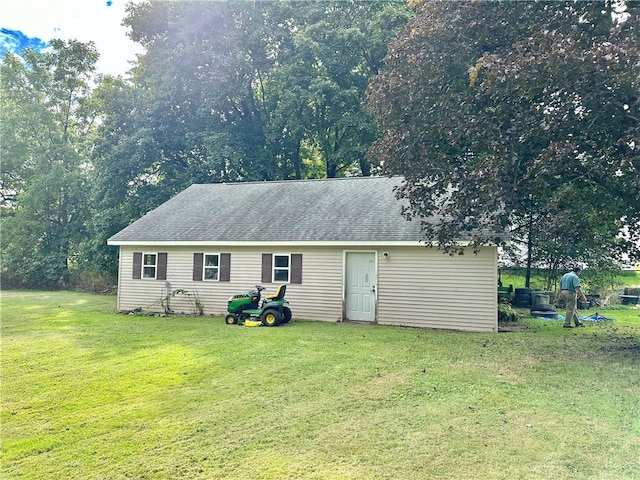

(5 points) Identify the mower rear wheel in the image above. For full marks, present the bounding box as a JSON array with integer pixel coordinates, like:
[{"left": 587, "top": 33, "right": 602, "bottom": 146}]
[
  {"left": 225, "top": 313, "right": 238, "bottom": 325},
  {"left": 261, "top": 309, "right": 281, "bottom": 327},
  {"left": 282, "top": 307, "right": 292, "bottom": 324}
]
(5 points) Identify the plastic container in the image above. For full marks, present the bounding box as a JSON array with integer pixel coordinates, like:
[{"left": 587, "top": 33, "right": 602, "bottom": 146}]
[
  {"left": 529, "top": 290, "right": 543, "bottom": 305},
  {"left": 577, "top": 300, "right": 591, "bottom": 309},
  {"left": 512, "top": 287, "right": 531, "bottom": 307},
  {"left": 532, "top": 293, "right": 550, "bottom": 305}
]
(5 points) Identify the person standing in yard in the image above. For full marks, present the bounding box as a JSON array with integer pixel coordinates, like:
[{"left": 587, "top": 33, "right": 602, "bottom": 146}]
[{"left": 559, "top": 267, "right": 588, "bottom": 328}]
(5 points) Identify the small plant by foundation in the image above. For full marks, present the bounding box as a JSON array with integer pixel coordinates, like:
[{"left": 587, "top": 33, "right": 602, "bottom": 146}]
[
  {"left": 158, "top": 288, "right": 204, "bottom": 315},
  {"left": 498, "top": 301, "right": 520, "bottom": 323}
]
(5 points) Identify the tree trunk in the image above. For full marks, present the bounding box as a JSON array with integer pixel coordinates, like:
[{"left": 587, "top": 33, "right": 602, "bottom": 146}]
[{"left": 525, "top": 213, "right": 533, "bottom": 288}]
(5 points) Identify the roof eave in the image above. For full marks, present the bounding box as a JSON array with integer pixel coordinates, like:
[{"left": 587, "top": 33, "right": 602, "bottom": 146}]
[{"left": 106, "top": 239, "right": 489, "bottom": 248}]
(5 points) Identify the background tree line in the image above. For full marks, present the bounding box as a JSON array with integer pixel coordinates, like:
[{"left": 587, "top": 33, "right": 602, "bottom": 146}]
[{"left": 1, "top": 1, "right": 638, "bottom": 291}]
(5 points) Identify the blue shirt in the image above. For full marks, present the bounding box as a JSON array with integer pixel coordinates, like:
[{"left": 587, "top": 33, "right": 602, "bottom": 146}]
[{"left": 560, "top": 272, "right": 581, "bottom": 292}]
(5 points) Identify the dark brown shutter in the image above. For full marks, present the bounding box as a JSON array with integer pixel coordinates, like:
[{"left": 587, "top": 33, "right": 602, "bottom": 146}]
[
  {"left": 133, "top": 252, "right": 142, "bottom": 279},
  {"left": 220, "top": 253, "right": 231, "bottom": 282},
  {"left": 291, "top": 254, "right": 302, "bottom": 284},
  {"left": 261, "top": 253, "right": 272, "bottom": 283},
  {"left": 193, "top": 253, "right": 203, "bottom": 281},
  {"left": 157, "top": 253, "right": 168, "bottom": 280}
]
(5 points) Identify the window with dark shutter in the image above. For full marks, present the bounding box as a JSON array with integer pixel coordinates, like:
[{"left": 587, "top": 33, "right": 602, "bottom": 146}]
[
  {"left": 193, "top": 253, "right": 203, "bottom": 281},
  {"left": 157, "top": 253, "right": 168, "bottom": 280},
  {"left": 220, "top": 253, "right": 231, "bottom": 282},
  {"left": 133, "top": 252, "right": 142, "bottom": 279},
  {"left": 291, "top": 254, "right": 302, "bottom": 284},
  {"left": 261, "top": 253, "right": 272, "bottom": 283}
]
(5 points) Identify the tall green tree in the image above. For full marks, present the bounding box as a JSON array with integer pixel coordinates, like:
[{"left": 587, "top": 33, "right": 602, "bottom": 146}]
[
  {"left": 87, "top": 1, "right": 412, "bottom": 275},
  {"left": 91, "top": 1, "right": 290, "bottom": 250},
  {"left": 283, "top": 1, "right": 412, "bottom": 177},
  {"left": 1, "top": 40, "right": 100, "bottom": 288},
  {"left": 366, "top": 1, "right": 639, "bottom": 275},
  {"left": 93, "top": 1, "right": 411, "bottom": 214}
]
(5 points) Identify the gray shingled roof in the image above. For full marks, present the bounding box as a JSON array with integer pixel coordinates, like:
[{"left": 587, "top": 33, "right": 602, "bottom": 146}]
[{"left": 108, "top": 176, "right": 427, "bottom": 244}]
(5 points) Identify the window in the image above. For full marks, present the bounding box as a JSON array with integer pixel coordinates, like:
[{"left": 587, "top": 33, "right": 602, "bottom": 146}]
[
  {"left": 204, "top": 254, "right": 219, "bottom": 281},
  {"left": 193, "top": 253, "right": 230, "bottom": 282},
  {"left": 273, "top": 254, "right": 290, "bottom": 282},
  {"left": 133, "top": 252, "right": 167, "bottom": 280},
  {"left": 143, "top": 253, "right": 157, "bottom": 279},
  {"left": 261, "top": 253, "right": 302, "bottom": 284}
]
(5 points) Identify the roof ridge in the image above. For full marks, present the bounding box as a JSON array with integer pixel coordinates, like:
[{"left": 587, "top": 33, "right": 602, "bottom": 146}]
[{"left": 190, "top": 175, "right": 399, "bottom": 187}]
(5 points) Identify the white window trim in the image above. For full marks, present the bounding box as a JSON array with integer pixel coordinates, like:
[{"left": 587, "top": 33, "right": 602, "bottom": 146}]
[
  {"left": 203, "top": 253, "right": 220, "bottom": 282},
  {"left": 142, "top": 252, "right": 157, "bottom": 279},
  {"left": 272, "top": 253, "right": 291, "bottom": 283}
]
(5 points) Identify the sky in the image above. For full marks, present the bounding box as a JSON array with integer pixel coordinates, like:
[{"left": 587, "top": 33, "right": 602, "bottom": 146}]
[{"left": 0, "top": 0, "right": 143, "bottom": 76}]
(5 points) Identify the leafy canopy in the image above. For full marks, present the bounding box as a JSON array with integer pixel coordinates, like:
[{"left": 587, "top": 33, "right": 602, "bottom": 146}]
[
  {"left": 366, "top": 1, "right": 639, "bottom": 267},
  {"left": 1, "top": 40, "right": 99, "bottom": 288}
]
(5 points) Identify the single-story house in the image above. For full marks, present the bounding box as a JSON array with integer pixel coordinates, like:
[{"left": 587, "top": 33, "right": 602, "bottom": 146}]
[{"left": 107, "top": 176, "right": 501, "bottom": 332}]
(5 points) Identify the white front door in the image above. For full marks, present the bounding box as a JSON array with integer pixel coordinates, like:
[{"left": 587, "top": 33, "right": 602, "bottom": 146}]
[{"left": 345, "top": 252, "right": 376, "bottom": 322}]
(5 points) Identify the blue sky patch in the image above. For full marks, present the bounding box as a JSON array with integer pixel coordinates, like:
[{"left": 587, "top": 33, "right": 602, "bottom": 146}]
[{"left": 0, "top": 28, "right": 50, "bottom": 59}]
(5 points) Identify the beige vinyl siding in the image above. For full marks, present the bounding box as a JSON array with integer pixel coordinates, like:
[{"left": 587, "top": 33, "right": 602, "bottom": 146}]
[
  {"left": 376, "top": 246, "right": 498, "bottom": 332},
  {"left": 117, "top": 247, "right": 169, "bottom": 312},
  {"left": 116, "top": 246, "right": 344, "bottom": 321},
  {"left": 288, "top": 247, "right": 343, "bottom": 321}
]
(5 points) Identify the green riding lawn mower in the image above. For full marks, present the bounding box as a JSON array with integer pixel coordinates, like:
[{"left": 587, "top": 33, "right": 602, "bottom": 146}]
[{"left": 225, "top": 284, "right": 292, "bottom": 327}]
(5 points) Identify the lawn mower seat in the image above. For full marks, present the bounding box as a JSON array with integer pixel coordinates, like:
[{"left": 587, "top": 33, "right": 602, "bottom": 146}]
[{"left": 265, "top": 284, "right": 286, "bottom": 302}]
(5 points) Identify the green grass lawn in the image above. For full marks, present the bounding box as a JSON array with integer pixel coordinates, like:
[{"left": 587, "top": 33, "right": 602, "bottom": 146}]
[
  {"left": 498, "top": 268, "right": 640, "bottom": 296},
  {"left": 2, "top": 291, "right": 639, "bottom": 479}
]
